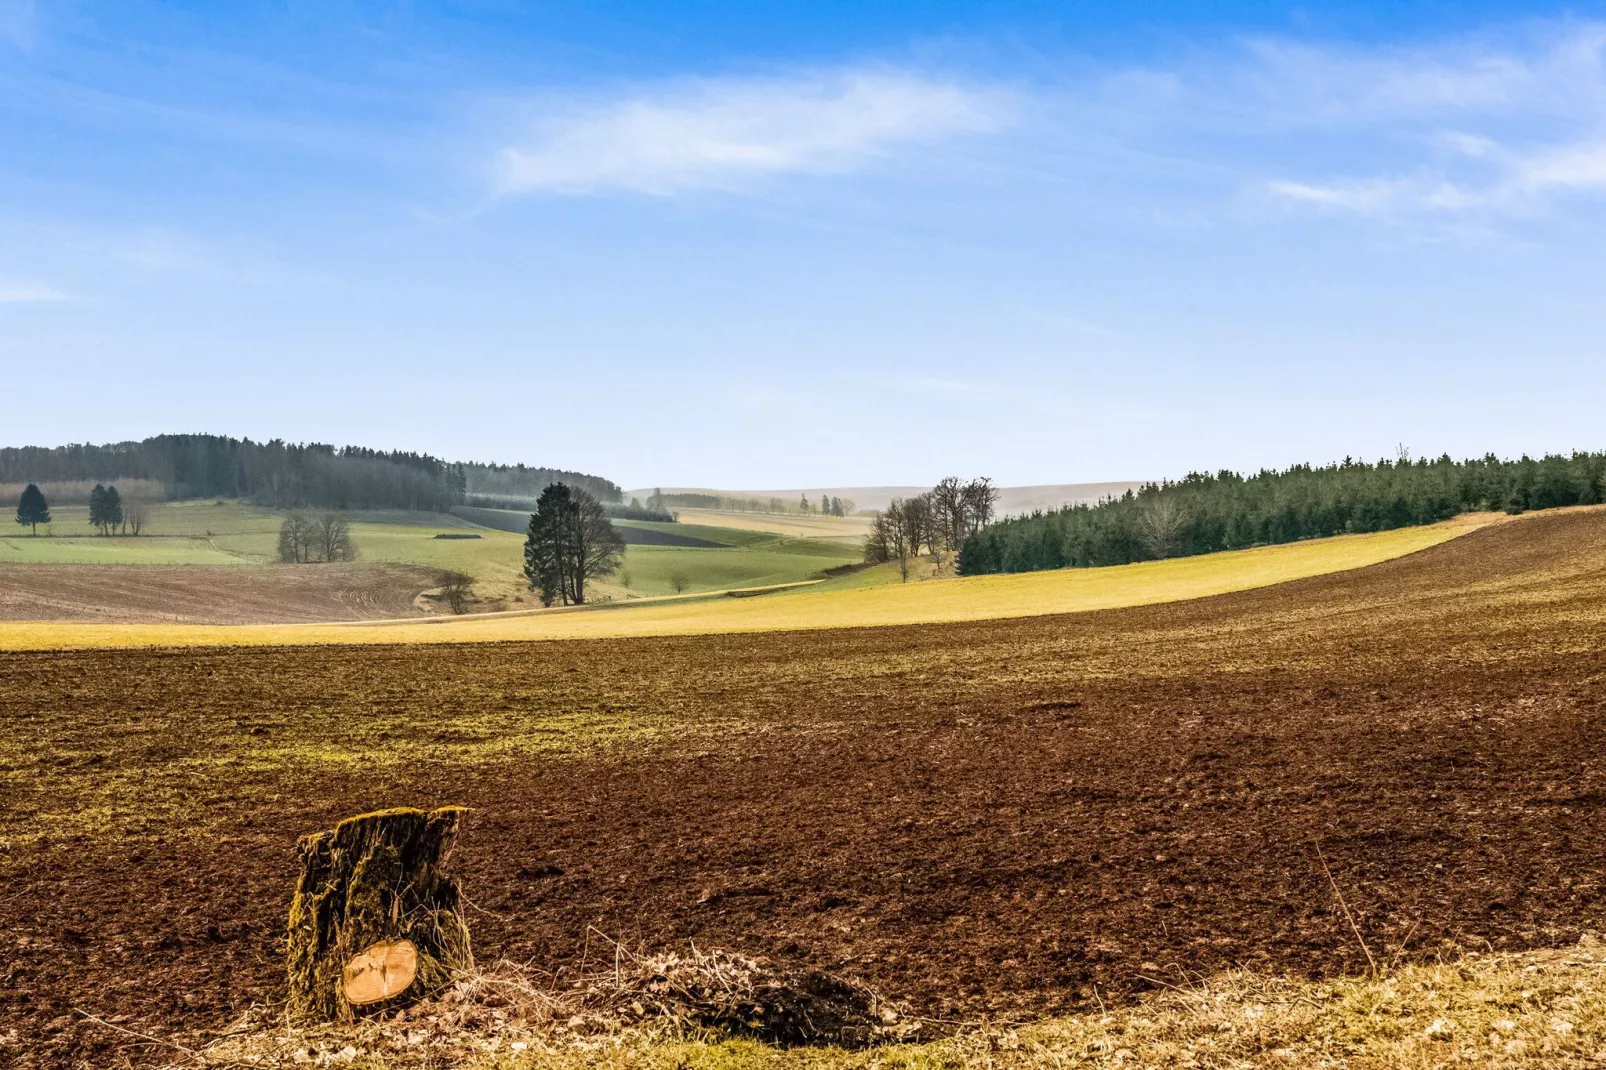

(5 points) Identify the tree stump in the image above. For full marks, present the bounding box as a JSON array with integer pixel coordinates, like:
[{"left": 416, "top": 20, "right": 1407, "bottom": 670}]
[{"left": 287, "top": 807, "right": 473, "bottom": 1021}]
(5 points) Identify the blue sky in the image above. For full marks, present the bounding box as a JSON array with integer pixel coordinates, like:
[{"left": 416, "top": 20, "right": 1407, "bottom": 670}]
[{"left": 4, "top": 1, "right": 1606, "bottom": 488}]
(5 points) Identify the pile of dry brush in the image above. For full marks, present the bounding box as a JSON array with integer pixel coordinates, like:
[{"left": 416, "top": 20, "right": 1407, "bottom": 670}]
[{"left": 196, "top": 944, "right": 917, "bottom": 1068}]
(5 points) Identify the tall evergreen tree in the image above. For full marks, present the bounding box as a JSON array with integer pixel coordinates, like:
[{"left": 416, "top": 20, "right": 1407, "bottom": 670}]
[
  {"left": 102, "top": 485, "right": 124, "bottom": 535},
  {"left": 87, "top": 484, "right": 107, "bottom": 534},
  {"left": 14, "top": 483, "right": 50, "bottom": 534},
  {"left": 524, "top": 484, "right": 574, "bottom": 607}
]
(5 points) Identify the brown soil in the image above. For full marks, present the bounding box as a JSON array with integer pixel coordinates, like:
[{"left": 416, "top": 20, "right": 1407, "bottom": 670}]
[
  {"left": 0, "top": 562, "right": 444, "bottom": 623},
  {"left": 4, "top": 510, "right": 1606, "bottom": 1066}
]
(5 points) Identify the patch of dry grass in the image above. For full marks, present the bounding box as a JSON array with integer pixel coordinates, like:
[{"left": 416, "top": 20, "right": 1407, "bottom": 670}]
[
  {"left": 0, "top": 513, "right": 1504, "bottom": 650},
  {"left": 674, "top": 508, "right": 872, "bottom": 544},
  {"left": 178, "top": 936, "right": 1606, "bottom": 1069}
]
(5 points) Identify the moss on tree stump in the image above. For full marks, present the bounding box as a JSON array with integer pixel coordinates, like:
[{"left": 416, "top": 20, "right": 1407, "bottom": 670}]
[{"left": 287, "top": 807, "right": 473, "bottom": 1021}]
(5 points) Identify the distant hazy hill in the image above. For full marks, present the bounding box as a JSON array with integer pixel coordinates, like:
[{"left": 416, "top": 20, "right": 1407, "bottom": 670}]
[{"left": 626, "top": 482, "right": 1147, "bottom": 516}]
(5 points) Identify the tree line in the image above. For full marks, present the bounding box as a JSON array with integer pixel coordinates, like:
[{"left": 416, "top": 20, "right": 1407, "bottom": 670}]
[
  {"left": 461, "top": 495, "right": 672, "bottom": 523},
  {"left": 608, "top": 499, "right": 676, "bottom": 522},
  {"left": 958, "top": 450, "right": 1606, "bottom": 575},
  {"left": 863, "top": 477, "right": 999, "bottom": 580},
  {"left": 1, "top": 434, "right": 619, "bottom": 512},
  {"left": 461, "top": 463, "right": 621, "bottom": 506},
  {"left": 12, "top": 482, "right": 149, "bottom": 535},
  {"left": 644, "top": 489, "right": 856, "bottom": 516},
  {"left": 801, "top": 494, "right": 849, "bottom": 516}
]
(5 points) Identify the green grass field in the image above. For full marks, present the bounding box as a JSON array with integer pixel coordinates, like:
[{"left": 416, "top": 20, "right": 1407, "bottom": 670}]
[
  {"left": 0, "top": 532, "right": 245, "bottom": 565},
  {"left": 605, "top": 520, "right": 860, "bottom": 597},
  {"left": 447, "top": 507, "right": 861, "bottom": 597},
  {"left": 2, "top": 499, "right": 864, "bottom": 608},
  {"left": 614, "top": 543, "right": 857, "bottom": 597},
  {"left": 1, "top": 502, "right": 266, "bottom": 565}
]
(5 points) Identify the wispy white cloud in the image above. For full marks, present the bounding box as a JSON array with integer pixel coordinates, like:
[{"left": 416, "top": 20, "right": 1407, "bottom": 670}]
[
  {"left": 495, "top": 69, "right": 1010, "bottom": 196},
  {"left": 1246, "top": 24, "right": 1606, "bottom": 218},
  {"left": 1265, "top": 138, "right": 1606, "bottom": 216},
  {"left": 0, "top": 282, "right": 68, "bottom": 303}
]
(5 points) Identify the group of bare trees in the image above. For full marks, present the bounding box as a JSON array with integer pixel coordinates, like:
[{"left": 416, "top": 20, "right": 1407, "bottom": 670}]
[
  {"left": 278, "top": 512, "right": 356, "bottom": 563},
  {"left": 864, "top": 477, "right": 1000, "bottom": 579}
]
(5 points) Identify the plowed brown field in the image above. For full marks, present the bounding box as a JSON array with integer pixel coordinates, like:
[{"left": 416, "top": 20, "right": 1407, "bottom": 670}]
[
  {"left": 0, "top": 562, "right": 443, "bottom": 624},
  {"left": 4, "top": 509, "right": 1605, "bottom": 1067}
]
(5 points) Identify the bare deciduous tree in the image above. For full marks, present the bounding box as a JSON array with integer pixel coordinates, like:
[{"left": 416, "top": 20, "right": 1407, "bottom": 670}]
[
  {"left": 901, "top": 494, "right": 934, "bottom": 557},
  {"left": 863, "top": 511, "right": 893, "bottom": 564},
  {"left": 959, "top": 477, "right": 999, "bottom": 538},
  {"left": 930, "top": 477, "right": 967, "bottom": 554},
  {"left": 278, "top": 512, "right": 315, "bottom": 562},
  {"left": 1137, "top": 495, "right": 1189, "bottom": 559},
  {"left": 440, "top": 571, "right": 474, "bottom": 614},
  {"left": 123, "top": 494, "right": 149, "bottom": 536},
  {"left": 315, "top": 513, "right": 356, "bottom": 562}
]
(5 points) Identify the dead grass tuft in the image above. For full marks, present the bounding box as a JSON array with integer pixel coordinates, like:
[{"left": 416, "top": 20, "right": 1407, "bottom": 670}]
[{"left": 183, "top": 937, "right": 1606, "bottom": 1069}]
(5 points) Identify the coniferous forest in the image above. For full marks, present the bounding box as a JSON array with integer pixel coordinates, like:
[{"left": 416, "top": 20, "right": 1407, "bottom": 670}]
[
  {"left": 0, "top": 434, "right": 621, "bottom": 512},
  {"left": 958, "top": 451, "right": 1606, "bottom": 575}
]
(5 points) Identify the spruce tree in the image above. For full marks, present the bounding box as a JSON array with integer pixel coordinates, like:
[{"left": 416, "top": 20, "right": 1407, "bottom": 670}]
[
  {"left": 15, "top": 483, "right": 50, "bottom": 534},
  {"left": 103, "top": 485, "right": 124, "bottom": 534},
  {"left": 88, "top": 484, "right": 107, "bottom": 534},
  {"left": 523, "top": 484, "right": 573, "bottom": 606}
]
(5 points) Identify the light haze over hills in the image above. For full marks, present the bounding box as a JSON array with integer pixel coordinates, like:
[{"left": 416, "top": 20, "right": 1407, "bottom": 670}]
[{"left": 628, "top": 483, "right": 1146, "bottom": 515}]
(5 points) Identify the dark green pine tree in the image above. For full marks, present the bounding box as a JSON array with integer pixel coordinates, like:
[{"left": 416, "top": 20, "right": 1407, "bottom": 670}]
[
  {"left": 523, "top": 483, "right": 574, "bottom": 606},
  {"left": 15, "top": 483, "right": 51, "bottom": 534},
  {"left": 102, "top": 485, "right": 124, "bottom": 534},
  {"left": 88, "top": 484, "right": 107, "bottom": 534}
]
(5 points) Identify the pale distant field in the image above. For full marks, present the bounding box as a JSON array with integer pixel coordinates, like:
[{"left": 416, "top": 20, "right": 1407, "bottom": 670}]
[
  {"left": 673, "top": 507, "right": 870, "bottom": 543},
  {"left": 0, "top": 513, "right": 1501, "bottom": 650}
]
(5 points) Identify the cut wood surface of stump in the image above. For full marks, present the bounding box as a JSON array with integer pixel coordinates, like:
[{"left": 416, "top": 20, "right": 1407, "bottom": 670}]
[{"left": 287, "top": 807, "right": 473, "bottom": 1021}]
